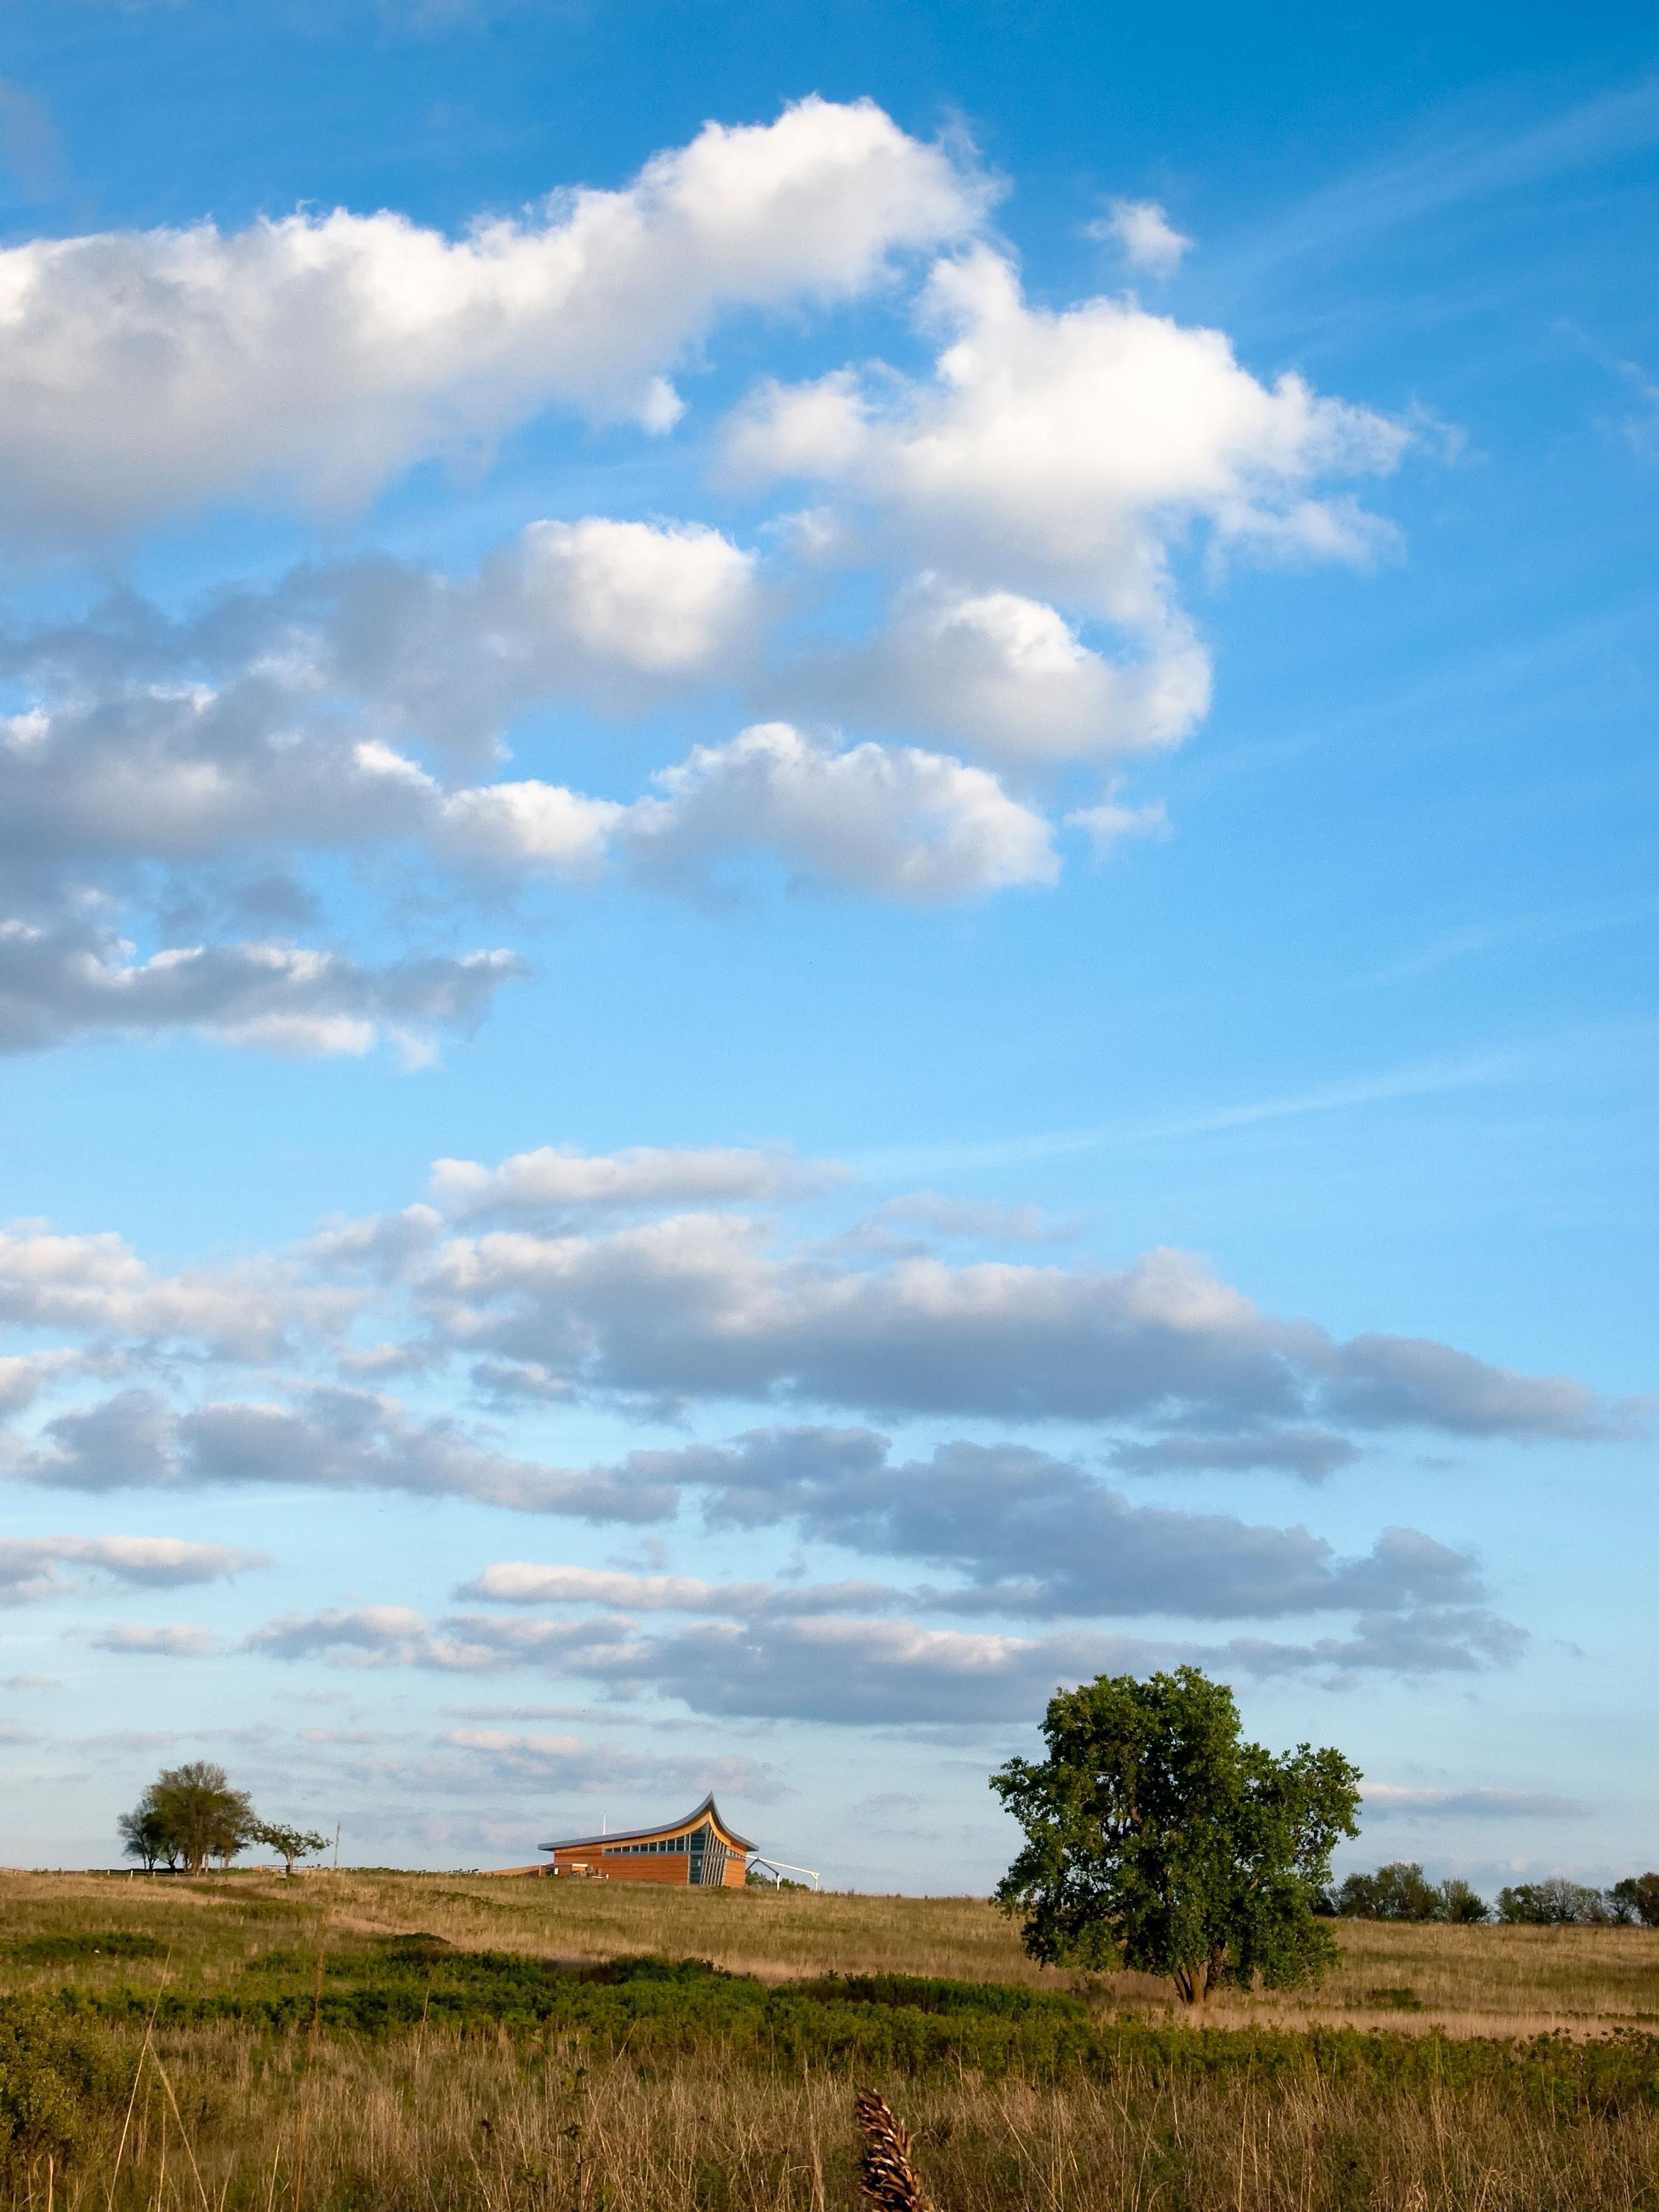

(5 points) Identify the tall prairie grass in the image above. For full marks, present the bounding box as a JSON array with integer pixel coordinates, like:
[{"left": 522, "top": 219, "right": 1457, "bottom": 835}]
[
  {"left": 10, "top": 2019, "right": 1659, "bottom": 2212},
  {"left": 8, "top": 1872, "right": 1659, "bottom": 2210}
]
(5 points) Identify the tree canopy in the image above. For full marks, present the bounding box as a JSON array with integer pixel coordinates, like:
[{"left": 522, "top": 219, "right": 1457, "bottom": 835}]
[
  {"left": 1331, "top": 1861, "right": 1488, "bottom": 1923},
  {"left": 120, "top": 1762, "right": 253, "bottom": 1872},
  {"left": 990, "top": 1666, "right": 1361, "bottom": 2004},
  {"left": 250, "top": 1821, "right": 331, "bottom": 1876},
  {"left": 117, "top": 1765, "right": 324, "bottom": 1875}
]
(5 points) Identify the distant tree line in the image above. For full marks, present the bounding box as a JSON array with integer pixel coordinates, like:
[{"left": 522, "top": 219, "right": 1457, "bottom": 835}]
[
  {"left": 118, "top": 1761, "right": 330, "bottom": 1875},
  {"left": 1323, "top": 1860, "right": 1659, "bottom": 1927}
]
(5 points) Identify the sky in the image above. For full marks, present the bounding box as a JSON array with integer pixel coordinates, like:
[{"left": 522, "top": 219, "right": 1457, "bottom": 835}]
[{"left": 0, "top": 0, "right": 1654, "bottom": 1895}]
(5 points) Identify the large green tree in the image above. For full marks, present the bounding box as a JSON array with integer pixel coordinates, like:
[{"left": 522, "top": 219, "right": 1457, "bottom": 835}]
[
  {"left": 119, "top": 1761, "right": 255, "bottom": 1873},
  {"left": 990, "top": 1666, "right": 1361, "bottom": 2004}
]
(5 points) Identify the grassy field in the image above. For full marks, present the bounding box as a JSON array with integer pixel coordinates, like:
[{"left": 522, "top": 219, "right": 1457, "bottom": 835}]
[
  {"left": 6, "top": 1869, "right": 1659, "bottom": 2211},
  {"left": 5, "top": 1867, "right": 1658, "bottom": 2035}
]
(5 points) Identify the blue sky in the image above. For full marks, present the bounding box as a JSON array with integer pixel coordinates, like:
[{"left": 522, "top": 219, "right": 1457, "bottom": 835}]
[{"left": 0, "top": 0, "right": 1653, "bottom": 1894}]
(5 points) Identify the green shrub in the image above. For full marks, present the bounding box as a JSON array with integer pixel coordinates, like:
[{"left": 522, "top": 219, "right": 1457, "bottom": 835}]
[
  {"left": 0, "top": 1997, "right": 126, "bottom": 2173},
  {"left": 10, "top": 1932, "right": 167, "bottom": 1964}
]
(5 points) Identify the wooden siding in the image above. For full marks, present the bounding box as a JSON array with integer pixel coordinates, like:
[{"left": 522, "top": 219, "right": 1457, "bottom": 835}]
[{"left": 544, "top": 1800, "right": 750, "bottom": 1886}]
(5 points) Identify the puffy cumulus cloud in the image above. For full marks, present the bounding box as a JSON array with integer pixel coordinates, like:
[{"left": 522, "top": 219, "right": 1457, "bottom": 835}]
[
  {"left": 14, "top": 1383, "right": 681, "bottom": 1520},
  {"left": 1089, "top": 198, "right": 1193, "bottom": 276},
  {"left": 0, "top": 1534, "right": 267, "bottom": 1604},
  {"left": 90, "top": 1623, "right": 222, "bottom": 1656},
  {"left": 1363, "top": 1784, "right": 1588, "bottom": 1819},
  {"left": 0, "top": 922, "right": 522, "bottom": 1062},
  {"left": 785, "top": 575, "right": 1213, "bottom": 770},
  {"left": 0, "top": 519, "right": 758, "bottom": 868},
  {"left": 419, "top": 1223, "right": 1625, "bottom": 1442},
  {"left": 728, "top": 245, "right": 1405, "bottom": 770},
  {"left": 0, "top": 98, "right": 988, "bottom": 545},
  {"left": 728, "top": 248, "right": 1408, "bottom": 620},
  {"left": 407, "top": 728, "right": 1059, "bottom": 903},
  {"left": 1, "top": 676, "right": 1052, "bottom": 917},
  {"left": 617, "top": 723, "right": 1058, "bottom": 901},
  {"left": 428, "top": 1142, "right": 843, "bottom": 1224},
  {"left": 0, "top": 518, "right": 759, "bottom": 775},
  {"left": 0, "top": 1226, "right": 355, "bottom": 1360},
  {"left": 372, "top": 517, "right": 760, "bottom": 741}
]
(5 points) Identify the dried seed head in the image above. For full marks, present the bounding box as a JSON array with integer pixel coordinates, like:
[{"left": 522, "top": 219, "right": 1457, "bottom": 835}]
[{"left": 855, "top": 2089, "right": 932, "bottom": 2212}]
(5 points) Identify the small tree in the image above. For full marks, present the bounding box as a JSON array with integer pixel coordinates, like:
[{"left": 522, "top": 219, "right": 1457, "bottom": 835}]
[
  {"left": 1436, "top": 1876, "right": 1490, "bottom": 1924},
  {"left": 991, "top": 1666, "right": 1361, "bottom": 2005},
  {"left": 118, "top": 1762, "right": 255, "bottom": 1874},
  {"left": 1335, "top": 1862, "right": 1440, "bottom": 1921},
  {"left": 117, "top": 1805, "right": 175, "bottom": 1872},
  {"left": 1611, "top": 1874, "right": 1659, "bottom": 1928},
  {"left": 251, "top": 1821, "right": 331, "bottom": 1877}
]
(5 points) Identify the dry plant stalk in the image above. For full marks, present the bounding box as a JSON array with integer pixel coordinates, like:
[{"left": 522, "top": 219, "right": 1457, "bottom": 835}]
[{"left": 855, "top": 2090, "right": 932, "bottom": 2212}]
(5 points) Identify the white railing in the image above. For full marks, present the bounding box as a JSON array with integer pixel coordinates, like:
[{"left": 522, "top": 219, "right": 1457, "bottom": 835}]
[{"left": 746, "top": 1856, "right": 821, "bottom": 1891}]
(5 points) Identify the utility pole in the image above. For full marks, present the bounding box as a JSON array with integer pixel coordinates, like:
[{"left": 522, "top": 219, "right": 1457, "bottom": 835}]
[{"left": 333, "top": 1822, "right": 341, "bottom": 1873}]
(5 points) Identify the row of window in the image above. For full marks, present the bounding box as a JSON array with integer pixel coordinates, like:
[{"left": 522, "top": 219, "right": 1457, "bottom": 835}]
[{"left": 606, "top": 1823, "right": 717, "bottom": 1857}]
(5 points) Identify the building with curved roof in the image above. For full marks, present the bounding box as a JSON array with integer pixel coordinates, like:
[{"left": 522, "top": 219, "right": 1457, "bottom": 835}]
[{"left": 538, "top": 1792, "right": 754, "bottom": 1886}]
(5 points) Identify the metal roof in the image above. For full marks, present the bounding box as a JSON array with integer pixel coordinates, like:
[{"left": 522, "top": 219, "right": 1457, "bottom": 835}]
[{"left": 538, "top": 1790, "right": 756, "bottom": 1856}]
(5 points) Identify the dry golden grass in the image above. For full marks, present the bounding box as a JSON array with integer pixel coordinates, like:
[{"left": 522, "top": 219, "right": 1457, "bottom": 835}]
[
  {"left": 6, "top": 1868, "right": 1659, "bottom": 2037},
  {"left": 18, "top": 2022, "right": 1659, "bottom": 2212}
]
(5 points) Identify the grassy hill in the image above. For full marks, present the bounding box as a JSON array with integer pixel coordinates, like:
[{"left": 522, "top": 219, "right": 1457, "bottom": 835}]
[{"left": 6, "top": 1866, "right": 1659, "bottom": 2035}]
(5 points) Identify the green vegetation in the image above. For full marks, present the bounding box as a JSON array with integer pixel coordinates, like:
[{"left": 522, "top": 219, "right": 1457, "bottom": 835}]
[
  {"left": 1332, "top": 1862, "right": 1490, "bottom": 1923},
  {"left": 992, "top": 1666, "right": 1360, "bottom": 2002},
  {"left": 1329, "top": 1862, "right": 1659, "bottom": 1928}
]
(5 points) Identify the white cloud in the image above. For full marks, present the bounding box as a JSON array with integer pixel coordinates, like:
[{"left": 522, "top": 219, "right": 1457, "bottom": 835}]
[
  {"left": 243, "top": 1599, "right": 1525, "bottom": 1718},
  {"left": 726, "top": 245, "right": 1407, "bottom": 758},
  {"left": 16, "top": 1383, "right": 682, "bottom": 1519},
  {"left": 428, "top": 1142, "right": 840, "bottom": 1222},
  {"left": 91, "top": 1623, "right": 221, "bottom": 1656},
  {"left": 419, "top": 1217, "right": 1624, "bottom": 1438},
  {"left": 0, "top": 1227, "right": 355, "bottom": 1360},
  {"left": 0, "top": 922, "right": 523, "bottom": 1061},
  {"left": 1090, "top": 197, "right": 1193, "bottom": 276},
  {"left": 282, "top": 518, "right": 761, "bottom": 757},
  {"left": 1067, "top": 788, "right": 1173, "bottom": 855},
  {"left": 0, "top": 98, "right": 988, "bottom": 543},
  {"left": 461, "top": 1563, "right": 772, "bottom": 1612},
  {"left": 427, "top": 726, "right": 1064, "bottom": 901},
  {"left": 242, "top": 1604, "right": 637, "bottom": 1671},
  {"left": 1363, "top": 1784, "right": 1587, "bottom": 1819},
  {"left": 0, "top": 1351, "right": 83, "bottom": 1414},
  {"left": 0, "top": 1534, "right": 267, "bottom": 1603},
  {"left": 789, "top": 576, "right": 1211, "bottom": 768},
  {"left": 618, "top": 723, "right": 1059, "bottom": 900}
]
